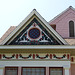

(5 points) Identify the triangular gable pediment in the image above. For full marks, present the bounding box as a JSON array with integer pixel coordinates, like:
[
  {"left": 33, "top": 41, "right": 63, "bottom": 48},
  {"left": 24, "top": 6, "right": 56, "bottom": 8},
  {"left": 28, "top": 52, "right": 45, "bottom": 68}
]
[
  {"left": 1, "top": 9, "right": 68, "bottom": 45},
  {"left": 8, "top": 18, "right": 60, "bottom": 45}
]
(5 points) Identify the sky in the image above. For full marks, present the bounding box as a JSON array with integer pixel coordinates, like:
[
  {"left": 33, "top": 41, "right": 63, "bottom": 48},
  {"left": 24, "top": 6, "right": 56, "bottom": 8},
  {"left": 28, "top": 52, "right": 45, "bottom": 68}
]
[{"left": 0, "top": 0, "right": 75, "bottom": 38}]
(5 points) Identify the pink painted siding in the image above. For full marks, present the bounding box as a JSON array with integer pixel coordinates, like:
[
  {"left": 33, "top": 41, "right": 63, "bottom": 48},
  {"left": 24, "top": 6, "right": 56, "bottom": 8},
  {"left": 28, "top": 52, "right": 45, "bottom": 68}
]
[
  {"left": 49, "top": 7, "right": 75, "bottom": 38},
  {"left": 69, "top": 66, "right": 71, "bottom": 75},
  {"left": 18, "top": 67, "right": 21, "bottom": 75},
  {"left": 71, "top": 64, "right": 75, "bottom": 75},
  {"left": 63, "top": 68, "right": 65, "bottom": 75},
  {"left": 46, "top": 67, "right": 49, "bottom": 75}
]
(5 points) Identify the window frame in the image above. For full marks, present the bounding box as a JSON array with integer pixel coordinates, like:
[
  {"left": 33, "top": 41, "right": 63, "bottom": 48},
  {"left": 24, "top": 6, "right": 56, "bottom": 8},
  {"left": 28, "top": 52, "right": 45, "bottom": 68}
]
[
  {"left": 21, "top": 67, "right": 46, "bottom": 75},
  {"left": 5, "top": 67, "right": 18, "bottom": 75},
  {"left": 69, "top": 20, "right": 74, "bottom": 37},
  {"left": 49, "top": 67, "right": 63, "bottom": 75}
]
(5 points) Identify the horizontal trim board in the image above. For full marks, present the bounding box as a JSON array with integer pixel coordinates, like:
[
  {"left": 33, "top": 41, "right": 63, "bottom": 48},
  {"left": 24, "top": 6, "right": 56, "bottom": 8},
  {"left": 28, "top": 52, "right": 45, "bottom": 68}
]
[{"left": 0, "top": 45, "right": 75, "bottom": 49}]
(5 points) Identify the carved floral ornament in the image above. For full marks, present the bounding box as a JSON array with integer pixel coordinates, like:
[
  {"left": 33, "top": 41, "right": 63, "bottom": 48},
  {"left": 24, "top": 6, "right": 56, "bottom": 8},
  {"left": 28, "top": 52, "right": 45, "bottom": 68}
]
[{"left": 0, "top": 54, "right": 73, "bottom": 61}]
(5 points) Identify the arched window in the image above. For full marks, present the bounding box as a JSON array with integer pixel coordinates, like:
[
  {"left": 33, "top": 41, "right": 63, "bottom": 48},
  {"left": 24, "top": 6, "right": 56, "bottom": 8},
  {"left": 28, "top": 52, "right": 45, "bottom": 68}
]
[{"left": 69, "top": 21, "right": 74, "bottom": 37}]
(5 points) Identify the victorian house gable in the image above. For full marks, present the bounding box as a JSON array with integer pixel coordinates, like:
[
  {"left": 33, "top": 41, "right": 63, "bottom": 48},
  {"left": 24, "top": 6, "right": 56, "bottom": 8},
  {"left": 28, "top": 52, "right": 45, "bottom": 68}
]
[
  {"left": 0, "top": 6, "right": 75, "bottom": 75},
  {"left": 1, "top": 9, "right": 67, "bottom": 45}
]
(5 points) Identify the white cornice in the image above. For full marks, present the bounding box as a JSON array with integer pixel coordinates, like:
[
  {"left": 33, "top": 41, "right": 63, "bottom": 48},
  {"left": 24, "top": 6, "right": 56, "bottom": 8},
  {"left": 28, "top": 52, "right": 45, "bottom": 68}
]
[{"left": 0, "top": 45, "right": 75, "bottom": 49}]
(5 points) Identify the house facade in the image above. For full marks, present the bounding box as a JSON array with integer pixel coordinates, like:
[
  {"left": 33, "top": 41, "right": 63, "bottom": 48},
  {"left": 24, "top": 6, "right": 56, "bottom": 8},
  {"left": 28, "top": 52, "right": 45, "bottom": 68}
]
[{"left": 0, "top": 6, "right": 75, "bottom": 75}]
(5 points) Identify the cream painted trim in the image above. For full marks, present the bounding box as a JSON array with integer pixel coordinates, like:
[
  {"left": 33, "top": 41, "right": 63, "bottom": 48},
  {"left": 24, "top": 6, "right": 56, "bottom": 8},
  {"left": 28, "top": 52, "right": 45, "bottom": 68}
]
[
  {"left": 64, "top": 68, "right": 70, "bottom": 70},
  {"left": 0, "top": 45, "right": 75, "bottom": 49},
  {"left": 0, "top": 61, "right": 70, "bottom": 67},
  {"left": 1, "top": 10, "right": 35, "bottom": 45},
  {"left": 1, "top": 9, "right": 68, "bottom": 45},
  {"left": 7, "top": 16, "right": 36, "bottom": 45},
  {"left": 33, "top": 10, "right": 68, "bottom": 45}
]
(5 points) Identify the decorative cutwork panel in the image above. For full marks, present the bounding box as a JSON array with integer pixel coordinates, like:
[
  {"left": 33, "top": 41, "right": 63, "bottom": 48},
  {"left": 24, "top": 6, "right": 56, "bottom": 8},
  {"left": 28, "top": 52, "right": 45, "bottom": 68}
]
[
  {"left": 0, "top": 53, "right": 70, "bottom": 60},
  {"left": 8, "top": 18, "right": 60, "bottom": 45}
]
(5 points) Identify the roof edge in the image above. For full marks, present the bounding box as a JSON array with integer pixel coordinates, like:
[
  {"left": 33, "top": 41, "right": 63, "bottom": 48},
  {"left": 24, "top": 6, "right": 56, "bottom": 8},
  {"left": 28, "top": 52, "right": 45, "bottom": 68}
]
[{"left": 49, "top": 6, "right": 75, "bottom": 23}]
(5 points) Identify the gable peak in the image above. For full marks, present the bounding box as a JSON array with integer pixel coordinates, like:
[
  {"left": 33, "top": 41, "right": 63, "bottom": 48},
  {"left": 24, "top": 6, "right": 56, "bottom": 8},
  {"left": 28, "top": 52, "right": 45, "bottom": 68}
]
[
  {"left": 69, "top": 6, "right": 72, "bottom": 8},
  {"left": 33, "top": 9, "right": 36, "bottom": 11},
  {"left": 31, "top": 9, "right": 37, "bottom": 14},
  {"left": 68, "top": 6, "right": 75, "bottom": 12}
]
